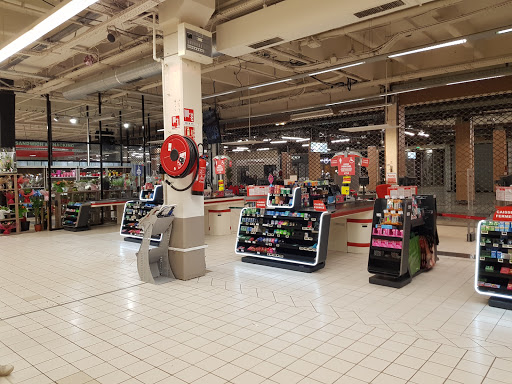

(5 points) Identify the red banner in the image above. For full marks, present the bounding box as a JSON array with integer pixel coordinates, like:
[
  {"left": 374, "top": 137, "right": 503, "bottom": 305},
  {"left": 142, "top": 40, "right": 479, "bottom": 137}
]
[
  {"left": 256, "top": 200, "right": 266, "bottom": 209},
  {"left": 313, "top": 200, "right": 327, "bottom": 211},
  {"left": 494, "top": 207, "right": 512, "bottom": 221},
  {"left": 338, "top": 156, "right": 356, "bottom": 175},
  {"left": 215, "top": 158, "right": 225, "bottom": 175},
  {"left": 361, "top": 157, "right": 369, "bottom": 167}
]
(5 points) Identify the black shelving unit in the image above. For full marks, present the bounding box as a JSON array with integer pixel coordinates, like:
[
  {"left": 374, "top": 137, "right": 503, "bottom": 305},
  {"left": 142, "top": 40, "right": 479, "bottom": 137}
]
[
  {"left": 475, "top": 220, "right": 512, "bottom": 310},
  {"left": 266, "top": 187, "right": 301, "bottom": 209},
  {"left": 62, "top": 202, "right": 91, "bottom": 231},
  {"left": 236, "top": 201, "right": 331, "bottom": 272},
  {"left": 120, "top": 186, "right": 163, "bottom": 243},
  {"left": 368, "top": 195, "right": 438, "bottom": 288}
]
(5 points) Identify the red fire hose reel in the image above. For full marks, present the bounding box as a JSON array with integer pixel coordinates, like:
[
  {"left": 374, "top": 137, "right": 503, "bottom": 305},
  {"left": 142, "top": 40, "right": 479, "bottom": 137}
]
[{"left": 160, "top": 134, "right": 205, "bottom": 194}]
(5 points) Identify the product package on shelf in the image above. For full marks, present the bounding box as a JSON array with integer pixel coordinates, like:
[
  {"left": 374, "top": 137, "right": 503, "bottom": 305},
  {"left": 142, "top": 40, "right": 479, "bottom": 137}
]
[{"left": 368, "top": 195, "right": 437, "bottom": 288}]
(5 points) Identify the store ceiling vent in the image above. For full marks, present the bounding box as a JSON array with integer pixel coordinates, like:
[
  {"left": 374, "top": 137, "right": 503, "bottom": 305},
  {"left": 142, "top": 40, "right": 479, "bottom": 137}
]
[
  {"left": 354, "top": 0, "right": 405, "bottom": 18},
  {"left": 216, "top": 0, "right": 436, "bottom": 57},
  {"left": 248, "top": 37, "right": 284, "bottom": 50}
]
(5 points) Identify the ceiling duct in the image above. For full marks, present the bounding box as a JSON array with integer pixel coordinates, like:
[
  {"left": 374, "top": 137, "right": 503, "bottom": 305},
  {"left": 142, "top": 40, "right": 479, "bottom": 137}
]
[
  {"left": 215, "top": 0, "right": 437, "bottom": 57},
  {"left": 62, "top": 58, "right": 161, "bottom": 100}
]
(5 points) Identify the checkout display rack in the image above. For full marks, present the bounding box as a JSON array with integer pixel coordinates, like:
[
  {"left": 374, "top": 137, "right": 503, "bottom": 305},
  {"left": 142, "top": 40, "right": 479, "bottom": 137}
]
[
  {"left": 62, "top": 202, "right": 91, "bottom": 231},
  {"left": 368, "top": 195, "right": 437, "bottom": 288},
  {"left": 120, "top": 185, "right": 163, "bottom": 242},
  {"left": 475, "top": 220, "right": 512, "bottom": 310},
  {"left": 237, "top": 187, "right": 331, "bottom": 272}
]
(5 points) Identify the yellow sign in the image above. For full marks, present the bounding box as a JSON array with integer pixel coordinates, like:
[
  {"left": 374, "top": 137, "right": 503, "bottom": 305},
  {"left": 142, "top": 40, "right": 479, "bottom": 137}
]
[
  {"left": 342, "top": 186, "right": 350, "bottom": 195},
  {"left": 343, "top": 176, "right": 351, "bottom": 184}
]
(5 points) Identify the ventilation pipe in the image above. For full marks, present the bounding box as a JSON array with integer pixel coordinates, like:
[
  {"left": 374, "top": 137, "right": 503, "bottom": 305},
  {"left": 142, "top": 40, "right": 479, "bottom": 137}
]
[{"left": 62, "top": 58, "right": 161, "bottom": 100}]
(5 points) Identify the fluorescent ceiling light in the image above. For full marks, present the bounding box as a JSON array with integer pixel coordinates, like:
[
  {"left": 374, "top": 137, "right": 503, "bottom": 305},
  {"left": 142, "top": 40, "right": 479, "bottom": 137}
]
[
  {"left": 257, "top": 148, "right": 270, "bottom": 151},
  {"left": 123, "top": 123, "right": 130, "bottom": 128},
  {"left": 275, "top": 122, "right": 286, "bottom": 126},
  {"left": 290, "top": 108, "right": 333, "bottom": 121},
  {"left": 446, "top": 75, "right": 504, "bottom": 86},
  {"left": 302, "top": 143, "right": 309, "bottom": 147},
  {"left": 270, "top": 140, "right": 287, "bottom": 144},
  {"left": 497, "top": 27, "right": 512, "bottom": 35},
  {"left": 331, "top": 138, "right": 350, "bottom": 143},
  {"left": 282, "top": 136, "right": 309, "bottom": 141},
  {"left": 309, "top": 61, "right": 366, "bottom": 77},
  {"left": 418, "top": 131, "right": 430, "bottom": 137},
  {"left": 325, "top": 98, "right": 366, "bottom": 107},
  {"left": 236, "top": 146, "right": 249, "bottom": 150},
  {"left": 248, "top": 78, "right": 292, "bottom": 89},
  {"left": 69, "top": 117, "right": 78, "bottom": 124},
  {"left": 0, "top": 0, "right": 100, "bottom": 64},
  {"left": 405, "top": 131, "right": 415, "bottom": 136},
  {"left": 296, "top": 138, "right": 310, "bottom": 142},
  {"left": 388, "top": 39, "right": 467, "bottom": 58},
  {"left": 386, "top": 87, "right": 426, "bottom": 95},
  {"left": 202, "top": 90, "right": 237, "bottom": 99},
  {"left": 263, "top": 138, "right": 271, "bottom": 142},
  {"left": 157, "top": 129, "right": 164, "bottom": 132}
]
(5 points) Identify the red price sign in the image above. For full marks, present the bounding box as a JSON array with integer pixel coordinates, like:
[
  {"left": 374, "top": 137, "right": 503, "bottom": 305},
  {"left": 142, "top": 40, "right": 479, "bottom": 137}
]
[
  {"left": 313, "top": 200, "right": 327, "bottom": 212},
  {"left": 494, "top": 207, "right": 512, "bottom": 221},
  {"left": 184, "top": 108, "right": 194, "bottom": 123},
  {"left": 361, "top": 157, "right": 369, "bottom": 167},
  {"left": 338, "top": 156, "right": 355, "bottom": 176},
  {"left": 331, "top": 155, "right": 340, "bottom": 167},
  {"left": 172, "top": 116, "right": 180, "bottom": 129},
  {"left": 256, "top": 200, "right": 266, "bottom": 209},
  {"left": 386, "top": 173, "right": 398, "bottom": 184}
]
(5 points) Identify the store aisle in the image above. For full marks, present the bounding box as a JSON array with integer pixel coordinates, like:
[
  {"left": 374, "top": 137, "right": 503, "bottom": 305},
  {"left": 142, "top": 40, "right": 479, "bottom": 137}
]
[{"left": 0, "top": 227, "right": 511, "bottom": 384}]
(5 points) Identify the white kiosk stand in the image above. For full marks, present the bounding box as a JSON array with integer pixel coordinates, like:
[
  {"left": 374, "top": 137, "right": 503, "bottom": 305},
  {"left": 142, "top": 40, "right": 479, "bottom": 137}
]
[{"left": 136, "top": 205, "right": 177, "bottom": 284}]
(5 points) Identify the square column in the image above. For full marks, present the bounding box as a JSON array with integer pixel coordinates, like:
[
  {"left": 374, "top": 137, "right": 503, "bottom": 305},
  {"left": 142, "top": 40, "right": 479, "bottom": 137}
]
[
  {"left": 454, "top": 118, "right": 474, "bottom": 202},
  {"left": 385, "top": 103, "right": 399, "bottom": 179}
]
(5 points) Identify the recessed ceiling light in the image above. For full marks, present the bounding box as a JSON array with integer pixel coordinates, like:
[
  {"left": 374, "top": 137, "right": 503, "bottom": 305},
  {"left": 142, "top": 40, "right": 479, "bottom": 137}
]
[
  {"left": 123, "top": 123, "right": 130, "bottom": 128},
  {"left": 69, "top": 118, "right": 78, "bottom": 124}
]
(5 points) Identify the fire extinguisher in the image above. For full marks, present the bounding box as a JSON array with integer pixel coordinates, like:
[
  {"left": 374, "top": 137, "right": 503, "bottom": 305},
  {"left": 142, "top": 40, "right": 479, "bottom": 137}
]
[
  {"left": 192, "top": 156, "right": 207, "bottom": 195},
  {"left": 160, "top": 134, "right": 201, "bottom": 192}
]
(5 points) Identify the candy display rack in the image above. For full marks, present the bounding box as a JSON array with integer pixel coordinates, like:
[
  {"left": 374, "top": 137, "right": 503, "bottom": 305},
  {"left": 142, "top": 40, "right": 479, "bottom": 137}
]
[
  {"left": 368, "top": 195, "right": 438, "bottom": 288},
  {"left": 475, "top": 219, "right": 512, "bottom": 310}
]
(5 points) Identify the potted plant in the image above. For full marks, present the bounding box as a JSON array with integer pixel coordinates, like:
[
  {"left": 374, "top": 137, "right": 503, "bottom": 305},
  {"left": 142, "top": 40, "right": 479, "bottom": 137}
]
[
  {"left": 53, "top": 180, "right": 67, "bottom": 193},
  {"left": 19, "top": 205, "right": 30, "bottom": 231},
  {"left": 31, "top": 195, "right": 44, "bottom": 232}
]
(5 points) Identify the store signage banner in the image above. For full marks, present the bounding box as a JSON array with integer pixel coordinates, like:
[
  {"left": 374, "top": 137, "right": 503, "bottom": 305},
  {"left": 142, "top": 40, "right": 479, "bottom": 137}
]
[
  {"left": 361, "top": 158, "right": 369, "bottom": 167},
  {"left": 247, "top": 186, "right": 270, "bottom": 196},
  {"left": 343, "top": 176, "right": 351, "bottom": 184},
  {"left": 386, "top": 172, "right": 397, "bottom": 184},
  {"left": 338, "top": 156, "right": 355, "bottom": 175},
  {"left": 494, "top": 207, "right": 512, "bottom": 221},
  {"left": 172, "top": 116, "right": 180, "bottom": 129},
  {"left": 214, "top": 158, "right": 225, "bottom": 175},
  {"left": 331, "top": 155, "right": 340, "bottom": 167},
  {"left": 256, "top": 200, "right": 266, "bottom": 209},
  {"left": 342, "top": 186, "right": 350, "bottom": 195},
  {"left": 184, "top": 108, "right": 194, "bottom": 123},
  {"left": 496, "top": 187, "right": 512, "bottom": 202},
  {"left": 313, "top": 200, "right": 327, "bottom": 211}
]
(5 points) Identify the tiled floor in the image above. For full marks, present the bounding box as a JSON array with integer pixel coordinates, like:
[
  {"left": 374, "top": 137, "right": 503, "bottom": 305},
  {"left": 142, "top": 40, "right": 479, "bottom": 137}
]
[{"left": 1, "top": 224, "right": 511, "bottom": 384}]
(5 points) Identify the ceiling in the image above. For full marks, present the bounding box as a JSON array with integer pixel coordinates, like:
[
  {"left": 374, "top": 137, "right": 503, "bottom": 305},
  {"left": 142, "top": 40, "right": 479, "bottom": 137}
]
[{"left": 1, "top": 0, "right": 512, "bottom": 142}]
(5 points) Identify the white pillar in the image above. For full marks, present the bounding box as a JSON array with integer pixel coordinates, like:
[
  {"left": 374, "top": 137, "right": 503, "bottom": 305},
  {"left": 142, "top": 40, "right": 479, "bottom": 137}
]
[{"left": 159, "top": 0, "right": 214, "bottom": 280}]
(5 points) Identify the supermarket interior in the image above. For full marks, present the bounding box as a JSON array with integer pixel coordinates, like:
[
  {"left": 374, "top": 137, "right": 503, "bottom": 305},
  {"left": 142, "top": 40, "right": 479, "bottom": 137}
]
[{"left": 2, "top": 0, "right": 512, "bottom": 383}]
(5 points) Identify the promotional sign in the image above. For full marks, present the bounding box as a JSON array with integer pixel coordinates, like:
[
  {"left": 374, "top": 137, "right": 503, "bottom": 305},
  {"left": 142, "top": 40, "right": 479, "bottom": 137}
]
[
  {"left": 185, "top": 125, "right": 195, "bottom": 140},
  {"left": 388, "top": 186, "right": 418, "bottom": 198},
  {"left": 132, "top": 164, "right": 144, "bottom": 176},
  {"left": 172, "top": 116, "right": 180, "bottom": 129},
  {"left": 268, "top": 174, "right": 274, "bottom": 185},
  {"left": 335, "top": 194, "right": 344, "bottom": 203},
  {"left": 331, "top": 155, "right": 340, "bottom": 167},
  {"left": 386, "top": 172, "right": 398, "bottom": 184},
  {"left": 247, "top": 186, "right": 270, "bottom": 196},
  {"left": 342, "top": 186, "right": 350, "bottom": 195},
  {"left": 256, "top": 200, "right": 267, "bottom": 209},
  {"left": 342, "top": 176, "right": 352, "bottom": 184},
  {"left": 214, "top": 158, "right": 225, "bottom": 175},
  {"left": 361, "top": 157, "right": 369, "bottom": 167},
  {"left": 313, "top": 200, "right": 327, "bottom": 212},
  {"left": 338, "top": 156, "right": 356, "bottom": 176},
  {"left": 184, "top": 108, "right": 194, "bottom": 123},
  {"left": 494, "top": 207, "right": 512, "bottom": 221}
]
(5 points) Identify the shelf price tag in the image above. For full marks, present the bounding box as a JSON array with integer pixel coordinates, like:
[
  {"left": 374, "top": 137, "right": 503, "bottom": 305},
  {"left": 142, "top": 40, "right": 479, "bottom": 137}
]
[
  {"left": 480, "top": 257, "right": 485, "bottom": 261},
  {"left": 499, "top": 258, "right": 504, "bottom": 263}
]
